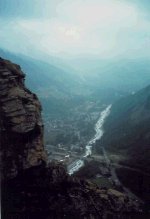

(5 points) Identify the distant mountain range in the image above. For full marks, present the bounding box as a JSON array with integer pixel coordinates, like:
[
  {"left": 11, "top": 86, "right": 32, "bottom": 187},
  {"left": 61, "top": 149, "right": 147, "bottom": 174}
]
[
  {"left": 0, "top": 49, "right": 126, "bottom": 117},
  {"left": 0, "top": 49, "right": 88, "bottom": 117},
  {"left": 1, "top": 48, "right": 150, "bottom": 119},
  {"left": 98, "top": 85, "right": 150, "bottom": 173},
  {"left": 68, "top": 57, "right": 150, "bottom": 92},
  {"left": 0, "top": 48, "right": 83, "bottom": 94}
]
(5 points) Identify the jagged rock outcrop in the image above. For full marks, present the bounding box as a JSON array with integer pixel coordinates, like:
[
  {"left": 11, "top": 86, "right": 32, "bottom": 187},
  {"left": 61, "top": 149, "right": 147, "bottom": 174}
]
[
  {"left": 0, "top": 58, "right": 47, "bottom": 179},
  {"left": 0, "top": 58, "right": 145, "bottom": 219},
  {"left": 2, "top": 163, "right": 143, "bottom": 219}
]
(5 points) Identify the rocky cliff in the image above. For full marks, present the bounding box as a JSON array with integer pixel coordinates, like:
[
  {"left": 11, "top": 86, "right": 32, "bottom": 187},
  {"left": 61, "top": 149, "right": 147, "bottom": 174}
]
[
  {"left": 0, "top": 58, "right": 145, "bottom": 219},
  {"left": 0, "top": 58, "right": 47, "bottom": 179}
]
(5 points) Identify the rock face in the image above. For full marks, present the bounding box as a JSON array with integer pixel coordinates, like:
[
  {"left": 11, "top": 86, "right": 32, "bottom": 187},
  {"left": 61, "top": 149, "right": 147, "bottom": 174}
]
[
  {"left": 0, "top": 58, "right": 145, "bottom": 219},
  {"left": 0, "top": 58, "right": 47, "bottom": 179}
]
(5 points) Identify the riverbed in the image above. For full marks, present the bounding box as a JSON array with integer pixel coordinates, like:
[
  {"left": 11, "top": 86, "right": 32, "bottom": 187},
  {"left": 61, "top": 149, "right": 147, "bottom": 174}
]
[{"left": 68, "top": 105, "right": 111, "bottom": 175}]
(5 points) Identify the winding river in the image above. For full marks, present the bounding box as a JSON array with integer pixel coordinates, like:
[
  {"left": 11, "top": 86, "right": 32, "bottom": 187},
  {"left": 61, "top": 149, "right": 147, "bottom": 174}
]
[{"left": 68, "top": 105, "right": 111, "bottom": 175}]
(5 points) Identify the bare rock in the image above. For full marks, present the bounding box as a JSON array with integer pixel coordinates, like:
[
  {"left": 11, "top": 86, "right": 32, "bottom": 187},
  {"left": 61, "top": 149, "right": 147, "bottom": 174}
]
[{"left": 0, "top": 58, "right": 47, "bottom": 179}]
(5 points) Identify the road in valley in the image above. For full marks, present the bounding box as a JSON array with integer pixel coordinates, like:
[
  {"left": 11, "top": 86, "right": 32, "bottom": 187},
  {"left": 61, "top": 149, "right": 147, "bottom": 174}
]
[{"left": 102, "top": 147, "right": 144, "bottom": 204}]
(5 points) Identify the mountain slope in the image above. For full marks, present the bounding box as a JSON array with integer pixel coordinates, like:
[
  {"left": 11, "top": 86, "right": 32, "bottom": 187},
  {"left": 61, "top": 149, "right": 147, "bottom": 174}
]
[
  {"left": 98, "top": 85, "right": 150, "bottom": 172},
  {"left": 0, "top": 49, "right": 88, "bottom": 116},
  {"left": 0, "top": 49, "right": 129, "bottom": 118},
  {"left": 68, "top": 57, "right": 150, "bottom": 92},
  {"left": 0, "top": 49, "right": 79, "bottom": 91}
]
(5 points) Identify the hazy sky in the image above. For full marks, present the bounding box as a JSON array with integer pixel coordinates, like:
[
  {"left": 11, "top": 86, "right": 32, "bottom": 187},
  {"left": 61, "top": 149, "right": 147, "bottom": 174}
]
[{"left": 0, "top": 0, "right": 150, "bottom": 59}]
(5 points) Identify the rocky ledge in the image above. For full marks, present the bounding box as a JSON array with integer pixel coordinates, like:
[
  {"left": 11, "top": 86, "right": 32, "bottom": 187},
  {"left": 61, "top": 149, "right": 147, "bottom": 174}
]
[{"left": 0, "top": 58, "right": 146, "bottom": 219}]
